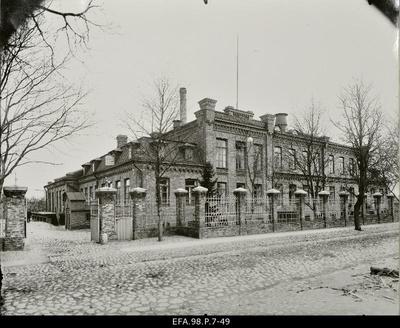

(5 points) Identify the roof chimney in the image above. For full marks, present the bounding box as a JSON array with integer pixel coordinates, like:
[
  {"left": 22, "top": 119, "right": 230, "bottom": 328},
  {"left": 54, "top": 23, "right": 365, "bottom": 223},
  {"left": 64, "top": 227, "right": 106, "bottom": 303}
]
[
  {"left": 173, "top": 120, "right": 182, "bottom": 129},
  {"left": 116, "top": 134, "right": 128, "bottom": 148},
  {"left": 274, "top": 113, "right": 288, "bottom": 133},
  {"left": 180, "top": 87, "right": 187, "bottom": 124}
]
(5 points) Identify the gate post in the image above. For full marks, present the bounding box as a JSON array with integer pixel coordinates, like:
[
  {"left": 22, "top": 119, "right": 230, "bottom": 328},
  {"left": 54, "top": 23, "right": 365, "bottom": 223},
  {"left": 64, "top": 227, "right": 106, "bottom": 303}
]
[
  {"left": 266, "top": 189, "right": 280, "bottom": 232},
  {"left": 372, "top": 192, "right": 382, "bottom": 224},
  {"left": 193, "top": 186, "right": 208, "bottom": 239},
  {"left": 96, "top": 187, "right": 117, "bottom": 244},
  {"left": 318, "top": 190, "right": 330, "bottom": 228},
  {"left": 174, "top": 188, "right": 188, "bottom": 227},
  {"left": 294, "top": 189, "right": 307, "bottom": 231},
  {"left": 339, "top": 191, "right": 350, "bottom": 227},
  {"left": 3, "top": 186, "right": 28, "bottom": 251},
  {"left": 234, "top": 187, "right": 248, "bottom": 235},
  {"left": 130, "top": 187, "right": 147, "bottom": 240},
  {"left": 387, "top": 193, "right": 395, "bottom": 222}
]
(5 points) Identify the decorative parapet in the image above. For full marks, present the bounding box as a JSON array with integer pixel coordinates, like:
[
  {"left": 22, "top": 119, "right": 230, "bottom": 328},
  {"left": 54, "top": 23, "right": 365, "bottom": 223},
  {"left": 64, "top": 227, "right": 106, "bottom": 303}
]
[{"left": 198, "top": 98, "right": 217, "bottom": 111}]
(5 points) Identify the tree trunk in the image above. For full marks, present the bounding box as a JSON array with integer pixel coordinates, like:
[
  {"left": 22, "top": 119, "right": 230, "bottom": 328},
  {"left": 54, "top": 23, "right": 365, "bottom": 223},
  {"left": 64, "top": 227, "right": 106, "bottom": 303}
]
[
  {"left": 155, "top": 176, "right": 163, "bottom": 242},
  {"left": 353, "top": 196, "right": 362, "bottom": 231}
]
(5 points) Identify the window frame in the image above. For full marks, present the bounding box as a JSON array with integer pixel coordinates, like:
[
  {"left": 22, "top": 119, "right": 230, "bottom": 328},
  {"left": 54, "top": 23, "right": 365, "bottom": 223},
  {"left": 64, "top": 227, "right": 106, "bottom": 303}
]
[{"left": 216, "top": 139, "right": 228, "bottom": 168}]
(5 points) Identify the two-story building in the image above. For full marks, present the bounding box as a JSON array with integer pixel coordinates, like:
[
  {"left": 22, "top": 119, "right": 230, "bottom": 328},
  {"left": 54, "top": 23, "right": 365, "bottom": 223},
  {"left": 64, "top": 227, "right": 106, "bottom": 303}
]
[{"left": 44, "top": 88, "right": 389, "bottom": 228}]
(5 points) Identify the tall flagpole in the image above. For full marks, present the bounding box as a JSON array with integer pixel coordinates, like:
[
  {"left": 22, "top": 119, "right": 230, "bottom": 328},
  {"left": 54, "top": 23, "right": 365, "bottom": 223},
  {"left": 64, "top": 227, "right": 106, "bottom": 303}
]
[{"left": 236, "top": 34, "right": 239, "bottom": 110}]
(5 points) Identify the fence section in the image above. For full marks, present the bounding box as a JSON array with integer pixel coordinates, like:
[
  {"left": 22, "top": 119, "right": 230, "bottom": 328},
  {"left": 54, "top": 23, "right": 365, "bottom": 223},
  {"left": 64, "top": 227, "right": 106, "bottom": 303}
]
[{"left": 205, "top": 196, "right": 238, "bottom": 227}]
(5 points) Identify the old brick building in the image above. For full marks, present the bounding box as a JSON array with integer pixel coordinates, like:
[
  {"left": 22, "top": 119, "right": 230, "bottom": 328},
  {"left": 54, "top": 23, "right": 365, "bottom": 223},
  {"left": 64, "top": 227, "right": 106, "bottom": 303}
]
[{"left": 44, "top": 88, "right": 389, "bottom": 228}]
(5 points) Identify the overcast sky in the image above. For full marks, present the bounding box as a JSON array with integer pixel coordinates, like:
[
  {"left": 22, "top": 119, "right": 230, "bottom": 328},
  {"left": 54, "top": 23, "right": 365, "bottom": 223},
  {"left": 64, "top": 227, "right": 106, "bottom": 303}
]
[{"left": 7, "top": 0, "right": 398, "bottom": 198}]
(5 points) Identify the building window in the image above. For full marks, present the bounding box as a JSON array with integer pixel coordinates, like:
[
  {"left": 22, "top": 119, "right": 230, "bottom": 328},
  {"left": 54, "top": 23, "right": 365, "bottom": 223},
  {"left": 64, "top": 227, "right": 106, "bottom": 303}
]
[
  {"left": 274, "top": 146, "right": 282, "bottom": 169},
  {"left": 236, "top": 183, "right": 245, "bottom": 189},
  {"left": 339, "top": 157, "right": 344, "bottom": 174},
  {"left": 349, "top": 187, "right": 355, "bottom": 204},
  {"left": 254, "top": 144, "right": 262, "bottom": 171},
  {"left": 253, "top": 184, "right": 262, "bottom": 199},
  {"left": 328, "top": 155, "right": 334, "bottom": 174},
  {"left": 89, "top": 186, "right": 93, "bottom": 200},
  {"left": 185, "top": 179, "right": 197, "bottom": 204},
  {"left": 124, "top": 178, "right": 130, "bottom": 202},
  {"left": 105, "top": 154, "right": 114, "bottom": 166},
  {"left": 329, "top": 186, "right": 335, "bottom": 200},
  {"left": 288, "top": 149, "right": 296, "bottom": 170},
  {"left": 160, "top": 178, "right": 170, "bottom": 205},
  {"left": 236, "top": 142, "right": 245, "bottom": 170},
  {"left": 349, "top": 158, "right": 355, "bottom": 176},
  {"left": 313, "top": 152, "right": 321, "bottom": 175},
  {"left": 302, "top": 150, "right": 309, "bottom": 167},
  {"left": 217, "top": 182, "right": 227, "bottom": 197},
  {"left": 115, "top": 180, "right": 121, "bottom": 202},
  {"left": 185, "top": 148, "right": 194, "bottom": 162},
  {"left": 289, "top": 184, "right": 297, "bottom": 200},
  {"left": 216, "top": 139, "right": 227, "bottom": 168},
  {"left": 84, "top": 187, "right": 88, "bottom": 200}
]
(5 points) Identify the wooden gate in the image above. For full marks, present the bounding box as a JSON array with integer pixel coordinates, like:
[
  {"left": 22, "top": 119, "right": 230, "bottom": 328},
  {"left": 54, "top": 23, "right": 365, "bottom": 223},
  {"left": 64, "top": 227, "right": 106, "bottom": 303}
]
[
  {"left": 115, "top": 202, "right": 133, "bottom": 240},
  {"left": 90, "top": 200, "right": 100, "bottom": 242},
  {"left": 115, "top": 217, "right": 133, "bottom": 240}
]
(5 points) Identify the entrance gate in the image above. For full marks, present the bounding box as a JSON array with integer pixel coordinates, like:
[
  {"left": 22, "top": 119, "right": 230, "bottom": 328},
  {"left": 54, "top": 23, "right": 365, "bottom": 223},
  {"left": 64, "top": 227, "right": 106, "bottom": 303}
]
[
  {"left": 90, "top": 200, "right": 100, "bottom": 242},
  {"left": 115, "top": 202, "right": 133, "bottom": 240}
]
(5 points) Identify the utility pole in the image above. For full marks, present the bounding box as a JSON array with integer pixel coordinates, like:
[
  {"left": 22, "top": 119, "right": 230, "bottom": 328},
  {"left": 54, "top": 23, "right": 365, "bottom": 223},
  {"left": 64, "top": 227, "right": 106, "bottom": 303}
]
[{"left": 236, "top": 34, "right": 239, "bottom": 110}]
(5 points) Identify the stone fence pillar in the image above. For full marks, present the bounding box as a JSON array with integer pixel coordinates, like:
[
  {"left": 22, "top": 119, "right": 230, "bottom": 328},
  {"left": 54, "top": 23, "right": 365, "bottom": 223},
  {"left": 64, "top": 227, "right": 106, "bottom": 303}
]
[
  {"left": 130, "top": 187, "right": 147, "bottom": 240},
  {"left": 372, "top": 192, "right": 382, "bottom": 224},
  {"left": 266, "top": 189, "right": 280, "bottom": 232},
  {"left": 96, "top": 187, "right": 117, "bottom": 244},
  {"left": 318, "top": 190, "right": 330, "bottom": 228},
  {"left": 174, "top": 188, "right": 188, "bottom": 227},
  {"left": 387, "top": 194, "right": 395, "bottom": 222},
  {"left": 193, "top": 186, "right": 208, "bottom": 239},
  {"left": 3, "top": 186, "right": 28, "bottom": 251},
  {"left": 234, "top": 187, "right": 247, "bottom": 235},
  {"left": 339, "top": 191, "right": 350, "bottom": 227},
  {"left": 294, "top": 189, "right": 307, "bottom": 230}
]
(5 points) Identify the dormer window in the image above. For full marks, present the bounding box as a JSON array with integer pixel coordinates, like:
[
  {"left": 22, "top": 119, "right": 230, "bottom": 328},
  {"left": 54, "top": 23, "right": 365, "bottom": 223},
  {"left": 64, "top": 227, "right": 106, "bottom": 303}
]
[
  {"left": 105, "top": 154, "right": 114, "bottom": 166},
  {"left": 185, "top": 148, "right": 193, "bottom": 162}
]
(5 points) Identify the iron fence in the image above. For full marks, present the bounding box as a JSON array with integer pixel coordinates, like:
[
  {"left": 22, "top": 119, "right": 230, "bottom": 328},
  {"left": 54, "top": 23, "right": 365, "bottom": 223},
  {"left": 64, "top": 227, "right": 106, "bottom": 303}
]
[{"left": 205, "top": 195, "right": 238, "bottom": 227}]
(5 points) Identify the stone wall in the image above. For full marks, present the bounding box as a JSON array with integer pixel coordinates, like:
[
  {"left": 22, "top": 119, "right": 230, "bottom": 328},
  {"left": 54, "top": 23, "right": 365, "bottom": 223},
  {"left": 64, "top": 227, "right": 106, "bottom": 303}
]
[{"left": 69, "top": 211, "right": 90, "bottom": 230}]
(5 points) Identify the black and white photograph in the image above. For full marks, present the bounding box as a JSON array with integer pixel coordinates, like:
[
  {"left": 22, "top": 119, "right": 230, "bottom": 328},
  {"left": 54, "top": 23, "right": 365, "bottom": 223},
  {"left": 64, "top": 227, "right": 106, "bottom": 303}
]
[{"left": 0, "top": 0, "right": 399, "bottom": 319}]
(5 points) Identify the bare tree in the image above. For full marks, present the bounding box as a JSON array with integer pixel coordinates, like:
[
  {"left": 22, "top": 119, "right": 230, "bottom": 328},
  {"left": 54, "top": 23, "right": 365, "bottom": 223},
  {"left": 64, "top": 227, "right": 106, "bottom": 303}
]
[
  {"left": 124, "top": 76, "right": 191, "bottom": 242},
  {"left": 374, "top": 111, "right": 399, "bottom": 199},
  {"left": 333, "top": 79, "right": 385, "bottom": 231},
  {"left": 278, "top": 98, "right": 330, "bottom": 218},
  {"left": 0, "top": 19, "right": 91, "bottom": 194}
]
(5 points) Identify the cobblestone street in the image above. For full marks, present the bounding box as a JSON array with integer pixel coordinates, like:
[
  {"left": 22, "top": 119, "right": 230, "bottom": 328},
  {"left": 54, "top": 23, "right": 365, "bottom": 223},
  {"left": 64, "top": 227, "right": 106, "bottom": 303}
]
[{"left": 0, "top": 222, "right": 399, "bottom": 316}]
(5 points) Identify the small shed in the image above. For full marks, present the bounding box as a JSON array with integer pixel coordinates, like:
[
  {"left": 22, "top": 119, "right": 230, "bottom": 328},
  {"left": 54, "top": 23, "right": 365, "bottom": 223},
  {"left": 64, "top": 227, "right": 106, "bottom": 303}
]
[{"left": 63, "top": 192, "right": 90, "bottom": 230}]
